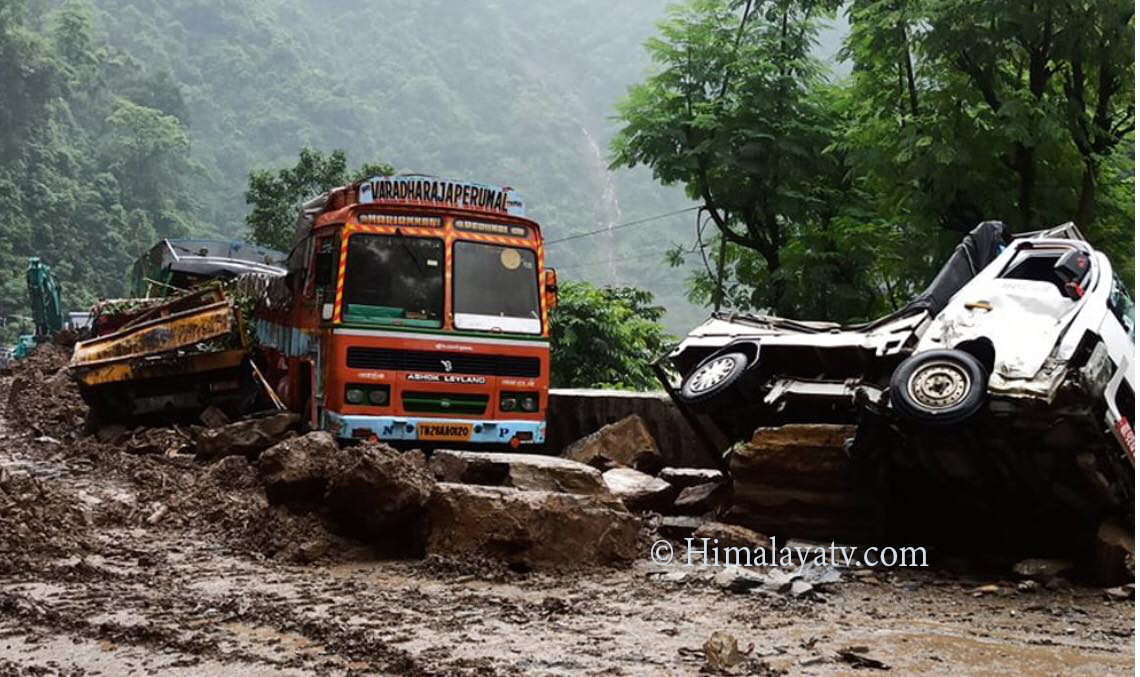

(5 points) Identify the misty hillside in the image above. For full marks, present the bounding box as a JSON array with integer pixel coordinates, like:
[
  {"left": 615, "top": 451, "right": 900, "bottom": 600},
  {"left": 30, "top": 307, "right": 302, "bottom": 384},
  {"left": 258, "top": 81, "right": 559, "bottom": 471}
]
[{"left": 83, "top": 0, "right": 714, "bottom": 328}]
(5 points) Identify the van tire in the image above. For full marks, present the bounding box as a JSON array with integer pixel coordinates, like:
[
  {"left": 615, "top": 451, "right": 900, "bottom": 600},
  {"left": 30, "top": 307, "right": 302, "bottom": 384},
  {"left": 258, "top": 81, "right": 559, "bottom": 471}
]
[
  {"left": 890, "top": 349, "right": 987, "bottom": 426},
  {"left": 679, "top": 351, "right": 750, "bottom": 407}
]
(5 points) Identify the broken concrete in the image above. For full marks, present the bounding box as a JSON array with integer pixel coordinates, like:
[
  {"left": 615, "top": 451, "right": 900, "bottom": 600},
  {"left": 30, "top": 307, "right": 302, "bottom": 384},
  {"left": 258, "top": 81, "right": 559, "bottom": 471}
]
[
  {"left": 259, "top": 431, "right": 340, "bottom": 504},
  {"left": 194, "top": 412, "right": 299, "bottom": 460},
  {"left": 429, "top": 450, "right": 612, "bottom": 499},
  {"left": 672, "top": 481, "right": 729, "bottom": 515},
  {"left": 423, "top": 483, "right": 642, "bottom": 569},
  {"left": 562, "top": 414, "right": 663, "bottom": 473},
  {"left": 602, "top": 467, "right": 674, "bottom": 512},
  {"left": 324, "top": 444, "right": 435, "bottom": 546},
  {"left": 692, "top": 522, "right": 771, "bottom": 552},
  {"left": 658, "top": 467, "right": 724, "bottom": 489}
]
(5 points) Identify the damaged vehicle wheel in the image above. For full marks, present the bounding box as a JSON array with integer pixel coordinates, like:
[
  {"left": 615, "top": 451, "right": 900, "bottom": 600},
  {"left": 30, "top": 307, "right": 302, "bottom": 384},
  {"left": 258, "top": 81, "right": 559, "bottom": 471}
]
[
  {"left": 679, "top": 351, "right": 750, "bottom": 407},
  {"left": 890, "top": 349, "right": 986, "bottom": 426}
]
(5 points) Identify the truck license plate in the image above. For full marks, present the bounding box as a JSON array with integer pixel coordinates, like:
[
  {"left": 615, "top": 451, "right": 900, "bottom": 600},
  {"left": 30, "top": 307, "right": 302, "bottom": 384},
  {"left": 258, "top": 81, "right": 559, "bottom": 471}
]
[{"left": 417, "top": 422, "right": 473, "bottom": 441}]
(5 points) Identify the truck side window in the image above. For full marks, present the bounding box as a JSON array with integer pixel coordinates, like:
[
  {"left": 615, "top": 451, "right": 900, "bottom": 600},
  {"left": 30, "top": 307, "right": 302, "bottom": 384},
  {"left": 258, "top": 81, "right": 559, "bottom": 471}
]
[{"left": 313, "top": 236, "right": 339, "bottom": 295}]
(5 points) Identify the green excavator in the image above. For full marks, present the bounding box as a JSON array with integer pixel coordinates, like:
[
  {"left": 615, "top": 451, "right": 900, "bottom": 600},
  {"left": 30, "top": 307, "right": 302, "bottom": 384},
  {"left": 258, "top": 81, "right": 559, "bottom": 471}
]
[{"left": 6, "top": 258, "right": 66, "bottom": 361}]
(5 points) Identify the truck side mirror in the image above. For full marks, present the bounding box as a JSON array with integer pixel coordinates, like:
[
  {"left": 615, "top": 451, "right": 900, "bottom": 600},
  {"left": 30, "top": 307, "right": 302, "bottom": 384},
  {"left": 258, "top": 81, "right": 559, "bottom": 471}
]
[
  {"left": 544, "top": 269, "right": 558, "bottom": 310},
  {"left": 1054, "top": 249, "right": 1090, "bottom": 300}
]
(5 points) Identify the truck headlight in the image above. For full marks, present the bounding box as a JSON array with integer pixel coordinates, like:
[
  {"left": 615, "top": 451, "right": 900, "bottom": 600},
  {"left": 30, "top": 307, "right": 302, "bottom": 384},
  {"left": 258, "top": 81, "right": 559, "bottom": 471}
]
[
  {"left": 368, "top": 386, "right": 389, "bottom": 405},
  {"left": 500, "top": 395, "right": 518, "bottom": 412},
  {"left": 520, "top": 395, "right": 538, "bottom": 412},
  {"left": 345, "top": 387, "right": 365, "bottom": 404}
]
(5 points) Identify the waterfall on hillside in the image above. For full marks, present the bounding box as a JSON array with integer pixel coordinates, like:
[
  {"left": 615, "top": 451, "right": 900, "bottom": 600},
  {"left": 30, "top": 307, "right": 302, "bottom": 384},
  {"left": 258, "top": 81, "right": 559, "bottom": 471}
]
[{"left": 581, "top": 127, "right": 622, "bottom": 285}]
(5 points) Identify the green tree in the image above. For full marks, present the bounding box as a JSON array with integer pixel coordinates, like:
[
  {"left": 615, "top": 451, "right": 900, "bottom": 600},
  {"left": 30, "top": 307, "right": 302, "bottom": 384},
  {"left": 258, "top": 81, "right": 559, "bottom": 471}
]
[
  {"left": 245, "top": 149, "right": 394, "bottom": 251},
  {"left": 841, "top": 0, "right": 1134, "bottom": 286},
  {"left": 611, "top": 0, "right": 857, "bottom": 316},
  {"left": 549, "top": 280, "right": 673, "bottom": 390}
]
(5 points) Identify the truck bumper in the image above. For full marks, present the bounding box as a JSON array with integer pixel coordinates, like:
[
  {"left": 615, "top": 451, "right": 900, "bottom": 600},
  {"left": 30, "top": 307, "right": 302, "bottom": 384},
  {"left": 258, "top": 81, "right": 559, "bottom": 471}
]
[{"left": 324, "top": 411, "right": 546, "bottom": 445}]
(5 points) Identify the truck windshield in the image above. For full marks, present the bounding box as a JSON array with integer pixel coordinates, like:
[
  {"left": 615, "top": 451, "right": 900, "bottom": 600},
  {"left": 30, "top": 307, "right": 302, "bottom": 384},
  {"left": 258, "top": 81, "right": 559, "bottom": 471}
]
[
  {"left": 453, "top": 241, "right": 541, "bottom": 334},
  {"left": 1109, "top": 276, "right": 1135, "bottom": 342},
  {"left": 342, "top": 234, "right": 443, "bottom": 327}
]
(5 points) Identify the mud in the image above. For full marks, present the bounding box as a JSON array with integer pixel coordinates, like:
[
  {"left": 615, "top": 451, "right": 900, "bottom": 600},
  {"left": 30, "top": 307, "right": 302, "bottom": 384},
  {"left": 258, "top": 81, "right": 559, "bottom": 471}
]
[{"left": 0, "top": 348, "right": 1133, "bottom": 675}]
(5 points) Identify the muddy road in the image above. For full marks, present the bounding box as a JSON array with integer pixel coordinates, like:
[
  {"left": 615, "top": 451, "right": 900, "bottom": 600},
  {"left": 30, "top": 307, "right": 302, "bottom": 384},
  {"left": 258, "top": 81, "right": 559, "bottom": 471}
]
[{"left": 0, "top": 347, "right": 1133, "bottom": 675}]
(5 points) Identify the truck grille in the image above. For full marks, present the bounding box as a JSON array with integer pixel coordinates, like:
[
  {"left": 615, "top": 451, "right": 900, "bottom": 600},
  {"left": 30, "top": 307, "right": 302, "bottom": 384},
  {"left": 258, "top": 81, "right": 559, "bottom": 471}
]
[
  {"left": 346, "top": 347, "right": 540, "bottom": 377},
  {"left": 402, "top": 391, "right": 488, "bottom": 415}
]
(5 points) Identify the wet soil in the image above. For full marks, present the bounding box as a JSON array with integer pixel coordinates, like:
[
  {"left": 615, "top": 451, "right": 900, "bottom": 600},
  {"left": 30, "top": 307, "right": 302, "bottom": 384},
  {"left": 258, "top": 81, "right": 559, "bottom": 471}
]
[{"left": 0, "top": 347, "right": 1133, "bottom": 675}]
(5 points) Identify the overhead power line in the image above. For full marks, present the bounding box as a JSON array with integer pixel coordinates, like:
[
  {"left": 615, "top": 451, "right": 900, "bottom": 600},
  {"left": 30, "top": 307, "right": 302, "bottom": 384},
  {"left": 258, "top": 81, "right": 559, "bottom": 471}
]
[
  {"left": 544, "top": 207, "right": 699, "bottom": 245},
  {"left": 555, "top": 249, "right": 672, "bottom": 271}
]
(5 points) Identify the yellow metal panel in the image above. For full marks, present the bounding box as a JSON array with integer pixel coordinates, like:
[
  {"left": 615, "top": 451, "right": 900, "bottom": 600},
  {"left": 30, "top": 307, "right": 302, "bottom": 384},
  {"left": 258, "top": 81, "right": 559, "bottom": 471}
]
[
  {"left": 73, "top": 348, "right": 248, "bottom": 387},
  {"left": 71, "top": 301, "right": 236, "bottom": 368}
]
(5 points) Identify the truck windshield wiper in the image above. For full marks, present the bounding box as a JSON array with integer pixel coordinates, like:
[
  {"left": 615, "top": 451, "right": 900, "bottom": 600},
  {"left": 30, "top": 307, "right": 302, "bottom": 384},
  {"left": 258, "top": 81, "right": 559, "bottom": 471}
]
[{"left": 395, "top": 228, "right": 424, "bottom": 274}]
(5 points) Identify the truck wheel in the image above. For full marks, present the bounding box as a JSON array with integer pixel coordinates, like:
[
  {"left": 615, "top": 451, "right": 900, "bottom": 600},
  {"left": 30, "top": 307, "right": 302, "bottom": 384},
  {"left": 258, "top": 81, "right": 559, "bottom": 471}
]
[
  {"left": 890, "top": 349, "right": 987, "bottom": 426},
  {"left": 679, "top": 351, "right": 749, "bottom": 407}
]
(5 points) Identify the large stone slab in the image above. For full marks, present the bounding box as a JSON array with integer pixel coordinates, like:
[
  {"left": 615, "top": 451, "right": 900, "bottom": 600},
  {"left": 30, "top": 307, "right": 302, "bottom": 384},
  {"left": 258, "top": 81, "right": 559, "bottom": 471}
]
[
  {"left": 726, "top": 424, "right": 882, "bottom": 544},
  {"left": 562, "top": 414, "right": 663, "bottom": 473},
  {"left": 424, "top": 483, "right": 642, "bottom": 569},
  {"left": 429, "top": 450, "right": 612, "bottom": 500}
]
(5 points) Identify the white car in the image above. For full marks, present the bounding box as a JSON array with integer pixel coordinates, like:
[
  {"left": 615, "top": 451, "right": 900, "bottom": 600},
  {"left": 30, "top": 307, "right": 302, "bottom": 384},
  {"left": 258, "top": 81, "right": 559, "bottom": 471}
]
[{"left": 666, "top": 222, "right": 1134, "bottom": 490}]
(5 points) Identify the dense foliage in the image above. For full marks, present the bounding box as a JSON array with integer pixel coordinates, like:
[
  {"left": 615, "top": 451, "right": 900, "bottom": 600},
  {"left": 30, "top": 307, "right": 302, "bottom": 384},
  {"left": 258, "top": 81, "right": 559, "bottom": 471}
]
[
  {"left": 614, "top": 0, "right": 1135, "bottom": 322},
  {"left": 1, "top": 0, "right": 711, "bottom": 336},
  {"left": 245, "top": 149, "right": 393, "bottom": 253},
  {"left": 549, "top": 281, "right": 673, "bottom": 390},
  {"left": 0, "top": 0, "right": 196, "bottom": 335}
]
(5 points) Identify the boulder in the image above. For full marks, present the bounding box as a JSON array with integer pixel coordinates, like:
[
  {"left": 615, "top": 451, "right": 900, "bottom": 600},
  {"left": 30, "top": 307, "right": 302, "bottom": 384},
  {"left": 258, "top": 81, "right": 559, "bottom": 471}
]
[
  {"left": 658, "top": 467, "right": 724, "bottom": 489},
  {"left": 562, "top": 414, "right": 662, "bottom": 473},
  {"left": 324, "top": 443, "right": 436, "bottom": 546},
  {"left": 259, "top": 431, "right": 340, "bottom": 504},
  {"left": 429, "top": 450, "right": 612, "bottom": 501},
  {"left": 195, "top": 412, "right": 299, "bottom": 460},
  {"left": 692, "top": 522, "right": 771, "bottom": 552},
  {"left": 602, "top": 467, "right": 674, "bottom": 512},
  {"left": 671, "top": 481, "right": 729, "bottom": 515},
  {"left": 424, "top": 483, "right": 641, "bottom": 569}
]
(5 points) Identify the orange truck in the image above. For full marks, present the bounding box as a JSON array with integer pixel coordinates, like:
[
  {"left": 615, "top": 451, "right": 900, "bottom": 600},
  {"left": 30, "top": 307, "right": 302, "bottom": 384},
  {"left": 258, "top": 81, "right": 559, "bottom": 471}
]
[{"left": 254, "top": 175, "right": 557, "bottom": 448}]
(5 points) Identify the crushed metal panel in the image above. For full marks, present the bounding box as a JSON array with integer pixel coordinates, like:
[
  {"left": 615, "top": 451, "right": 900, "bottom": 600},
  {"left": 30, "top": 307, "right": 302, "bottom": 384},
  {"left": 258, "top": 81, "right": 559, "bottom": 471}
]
[
  {"left": 70, "top": 300, "right": 237, "bottom": 369},
  {"left": 920, "top": 278, "right": 1081, "bottom": 381}
]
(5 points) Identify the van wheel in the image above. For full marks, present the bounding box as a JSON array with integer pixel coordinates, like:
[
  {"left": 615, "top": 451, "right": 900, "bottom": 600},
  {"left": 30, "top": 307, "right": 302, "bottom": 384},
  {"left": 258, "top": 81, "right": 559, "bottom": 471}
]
[
  {"left": 679, "top": 351, "right": 749, "bottom": 407},
  {"left": 890, "top": 349, "right": 987, "bottom": 426}
]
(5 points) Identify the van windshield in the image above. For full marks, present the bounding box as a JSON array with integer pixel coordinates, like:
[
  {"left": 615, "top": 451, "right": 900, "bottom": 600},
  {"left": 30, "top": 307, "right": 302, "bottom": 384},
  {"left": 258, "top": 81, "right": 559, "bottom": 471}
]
[{"left": 1108, "top": 276, "right": 1135, "bottom": 342}]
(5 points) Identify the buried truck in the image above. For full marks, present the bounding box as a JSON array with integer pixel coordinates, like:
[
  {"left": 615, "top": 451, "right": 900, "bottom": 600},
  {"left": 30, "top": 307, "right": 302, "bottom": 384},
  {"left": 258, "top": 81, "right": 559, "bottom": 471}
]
[
  {"left": 665, "top": 222, "right": 1135, "bottom": 520},
  {"left": 68, "top": 240, "right": 288, "bottom": 419},
  {"left": 251, "top": 175, "right": 558, "bottom": 447}
]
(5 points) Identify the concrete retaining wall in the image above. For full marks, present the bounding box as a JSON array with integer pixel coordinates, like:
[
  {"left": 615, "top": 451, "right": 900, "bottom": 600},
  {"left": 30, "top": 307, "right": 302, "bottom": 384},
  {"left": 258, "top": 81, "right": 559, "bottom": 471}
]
[{"left": 546, "top": 389, "right": 723, "bottom": 469}]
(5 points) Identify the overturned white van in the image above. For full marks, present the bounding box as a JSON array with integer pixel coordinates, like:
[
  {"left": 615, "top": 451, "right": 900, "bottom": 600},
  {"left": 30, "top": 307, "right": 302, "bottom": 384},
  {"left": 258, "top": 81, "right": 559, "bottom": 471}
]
[{"left": 664, "top": 222, "right": 1134, "bottom": 510}]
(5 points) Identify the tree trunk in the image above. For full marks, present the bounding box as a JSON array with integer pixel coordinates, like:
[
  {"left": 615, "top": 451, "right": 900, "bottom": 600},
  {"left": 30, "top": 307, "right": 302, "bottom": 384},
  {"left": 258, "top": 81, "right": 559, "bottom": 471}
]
[
  {"left": 1014, "top": 144, "right": 1037, "bottom": 230},
  {"left": 1076, "top": 158, "right": 1097, "bottom": 230}
]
